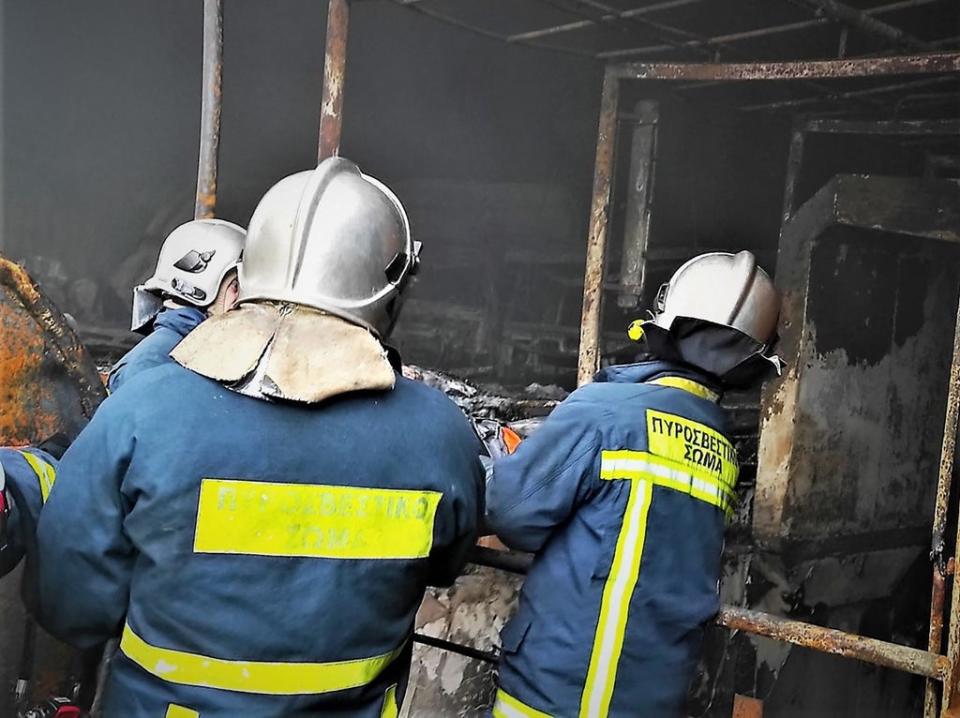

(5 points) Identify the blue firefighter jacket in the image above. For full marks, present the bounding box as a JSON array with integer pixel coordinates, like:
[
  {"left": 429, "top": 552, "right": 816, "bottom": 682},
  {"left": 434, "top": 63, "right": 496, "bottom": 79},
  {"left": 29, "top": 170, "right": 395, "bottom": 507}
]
[
  {"left": 0, "top": 448, "right": 58, "bottom": 577},
  {"left": 35, "top": 363, "right": 485, "bottom": 718},
  {"left": 107, "top": 306, "right": 205, "bottom": 393},
  {"left": 487, "top": 361, "right": 737, "bottom": 718}
]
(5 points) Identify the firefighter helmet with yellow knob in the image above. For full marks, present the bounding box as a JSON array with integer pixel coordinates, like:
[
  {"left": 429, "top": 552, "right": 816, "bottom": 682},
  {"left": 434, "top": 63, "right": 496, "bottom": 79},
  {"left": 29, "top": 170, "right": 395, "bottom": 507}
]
[{"left": 652, "top": 250, "right": 779, "bottom": 349}]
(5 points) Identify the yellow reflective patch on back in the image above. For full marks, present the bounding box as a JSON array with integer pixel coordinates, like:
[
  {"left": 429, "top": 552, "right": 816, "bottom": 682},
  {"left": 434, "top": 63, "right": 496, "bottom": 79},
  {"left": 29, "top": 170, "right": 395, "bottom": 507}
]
[
  {"left": 165, "top": 705, "right": 199, "bottom": 718},
  {"left": 194, "top": 479, "right": 442, "bottom": 560},
  {"left": 646, "top": 409, "right": 738, "bottom": 488}
]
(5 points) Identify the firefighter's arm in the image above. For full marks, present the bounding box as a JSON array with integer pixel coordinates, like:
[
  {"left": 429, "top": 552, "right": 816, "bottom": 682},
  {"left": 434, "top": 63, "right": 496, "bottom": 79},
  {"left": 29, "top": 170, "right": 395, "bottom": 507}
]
[
  {"left": 427, "top": 420, "right": 487, "bottom": 587},
  {"left": 35, "top": 402, "right": 136, "bottom": 649},
  {"left": 486, "top": 401, "right": 600, "bottom": 553},
  {"left": 0, "top": 447, "right": 58, "bottom": 578}
]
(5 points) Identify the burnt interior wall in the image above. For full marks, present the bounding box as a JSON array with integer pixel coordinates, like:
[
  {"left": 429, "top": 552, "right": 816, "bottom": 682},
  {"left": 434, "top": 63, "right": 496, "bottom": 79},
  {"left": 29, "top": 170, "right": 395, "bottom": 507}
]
[{"left": 2, "top": 0, "right": 799, "bottom": 388}]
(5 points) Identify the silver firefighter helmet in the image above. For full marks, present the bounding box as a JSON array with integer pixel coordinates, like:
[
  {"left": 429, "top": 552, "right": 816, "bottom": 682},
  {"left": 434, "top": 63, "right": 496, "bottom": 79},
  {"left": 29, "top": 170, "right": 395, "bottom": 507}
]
[
  {"left": 653, "top": 250, "right": 779, "bottom": 348},
  {"left": 238, "top": 157, "right": 419, "bottom": 338},
  {"left": 132, "top": 219, "right": 246, "bottom": 333}
]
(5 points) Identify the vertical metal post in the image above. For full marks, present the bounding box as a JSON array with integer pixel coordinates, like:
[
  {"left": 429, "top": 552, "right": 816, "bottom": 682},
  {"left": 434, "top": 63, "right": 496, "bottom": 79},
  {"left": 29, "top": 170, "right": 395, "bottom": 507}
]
[
  {"left": 935, "top": 295, "right": 960, "bottom": 718},
  {"left": 576, "top": 68, "right": 620, "bottom": 387},
  {"left": 780, "top": 121, "right": 806, "bottom": 229},
  {"left": 617, "top": 100, "right": 659, "bottom": 310},
  {"left": 318, "top": 0, "right": 350, "bottom": 162},
  {"left": 195, "top": 0, "right": 223, "bottom": 220}
]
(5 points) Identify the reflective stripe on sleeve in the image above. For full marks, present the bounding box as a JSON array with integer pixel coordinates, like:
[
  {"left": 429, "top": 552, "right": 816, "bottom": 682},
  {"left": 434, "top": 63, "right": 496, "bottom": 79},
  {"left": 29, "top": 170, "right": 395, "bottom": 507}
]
[
  {"left": 165, "top": 705, "right": 199, "bottom": 718},
  {"left": 20, "top": 451, "right": 56, "bottom": 503},
  {"left": 579, "top": 479, "right": 653, "bottom": 718},
  {"left": 648, "top": 376, "right": 719, "bottom": 403},
  {"left": 194, "top": 479, "right": 442, "bottom": 560},
  {"left": 493, "top": 688, "right": 553, "bottom": 718},
  {"left": 380, "top": 684, "right": 399, "bottom": 718},
  {"left": 120, "top": 623, "right": 404, "bottom": 696}
]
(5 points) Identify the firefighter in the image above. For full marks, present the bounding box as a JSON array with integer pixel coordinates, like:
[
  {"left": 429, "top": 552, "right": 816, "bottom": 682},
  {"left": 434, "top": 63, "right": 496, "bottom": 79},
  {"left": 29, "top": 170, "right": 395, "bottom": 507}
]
[
  {"left": 35, "top": 158, "right": 485, "bottom": 717},
  {"left": 487, "top": 251, "right": 781, "bottom": 718},
  {"left": 107, "top": 218, "right": 246, "bottom": 393}
]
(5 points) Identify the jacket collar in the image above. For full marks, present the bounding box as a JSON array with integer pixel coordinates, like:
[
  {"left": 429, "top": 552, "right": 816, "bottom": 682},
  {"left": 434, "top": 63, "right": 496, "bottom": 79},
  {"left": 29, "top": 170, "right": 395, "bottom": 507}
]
[
  {"left": 154, "top": 306, "right": 206, "bottom": 338},
  {"left": 593, "top": 360, "right": 722, "bottom": 399}
]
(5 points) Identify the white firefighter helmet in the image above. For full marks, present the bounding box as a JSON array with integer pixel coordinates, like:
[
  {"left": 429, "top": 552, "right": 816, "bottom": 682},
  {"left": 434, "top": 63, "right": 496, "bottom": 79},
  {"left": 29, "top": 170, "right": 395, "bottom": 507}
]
[
  {"left": 131, "top": 219, "right": 246, "bottom": 333},
  {"left": 653, "top": 250, "right": 779, "bottom": 347},
  {"left": 238, "top": 157, "right": 419, "bottom": 338}
]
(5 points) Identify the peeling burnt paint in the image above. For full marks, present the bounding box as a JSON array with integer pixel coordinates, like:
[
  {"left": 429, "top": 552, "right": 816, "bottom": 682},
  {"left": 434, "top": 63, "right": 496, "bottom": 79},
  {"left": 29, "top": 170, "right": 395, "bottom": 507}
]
[{"left": 756, "top": 175, "right": 960, "bottom": 550}]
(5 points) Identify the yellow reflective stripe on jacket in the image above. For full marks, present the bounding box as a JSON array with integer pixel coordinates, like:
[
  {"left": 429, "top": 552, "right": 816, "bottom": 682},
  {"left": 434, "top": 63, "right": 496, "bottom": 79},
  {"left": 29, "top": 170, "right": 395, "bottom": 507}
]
[
  {"left": 20, "top": 451, "right": 56, "bottom": 503},
  {"left": 381, "top": 684, "right": 399, "bottom": 718},
  {"left": 648, "top": 376, "right": 719, "bottom": 403},
  {"left": 165, "top": 705, "right": 199, "bottom": 718},
  {"left": 194, "top": 479, "right": 442, "bottom": 560},
  {"left": 646, "top": 409, "right": 739, "bottom": 489},
  {"left": 580, "top": 478, "right": 654, "bottom": 718},
  {"left": 493, "top": 688, "right": 552, "bottom": 718},
  {"left": 600, "top": 450, "right": 735, "bottom": 514},
  {"left": 120, "top": 623, "right": 404, "bottom": 695}
]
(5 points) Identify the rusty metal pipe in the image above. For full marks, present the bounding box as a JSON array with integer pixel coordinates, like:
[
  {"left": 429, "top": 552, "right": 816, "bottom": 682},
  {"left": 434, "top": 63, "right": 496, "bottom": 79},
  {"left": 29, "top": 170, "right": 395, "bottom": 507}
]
[
  {"left": 318, "top": 0, "right": 349, "bottom": 162},
  {"left": 939, "top": 295, "right": 960, "bottom": 715},
  {"left": 612, "top": 52, "right": 960, "bottom": 82},
  {"left": 926, "top": 566, "right": 949, "bottom": 717},
  {"left": 195, "top": 0, "right": 223, "bottom": 221},
  {"left": 795, "top": 0, "right": 929, "bottom": 51},
  {"left": 598, "top": 0, "right": 939, "bottom": 59},
  {"left": 719, "top": 607, "right": 949, "bottom": 681},
  {"left": 577, "top": 68, "right": 620, "bottom": 386},
  {"left": 508, "top": 0, "right": 704, "bottom": 42}
]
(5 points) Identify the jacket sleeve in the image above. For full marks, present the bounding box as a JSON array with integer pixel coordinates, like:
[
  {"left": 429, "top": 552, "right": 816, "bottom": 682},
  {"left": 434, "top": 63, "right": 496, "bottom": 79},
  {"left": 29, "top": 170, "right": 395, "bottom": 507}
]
[
  {"left": 35, "top": 400, "right": 136, "bottom": 648},
  {"left": 486, "top": 399, "right": 601, "bottom": 553},
  {"left": 0, "top": 448, "right": 58, "bottom": 577},
  {"left": 427, "top": 420, "right": 486, "bottom": 587}
]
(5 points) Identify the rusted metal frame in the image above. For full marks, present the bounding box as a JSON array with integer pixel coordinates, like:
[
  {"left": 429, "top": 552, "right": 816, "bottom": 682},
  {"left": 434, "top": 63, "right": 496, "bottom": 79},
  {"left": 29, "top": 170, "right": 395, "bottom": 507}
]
[
  {"left": 616, "top": 101, "right": 659, "bottom": 310},
  {"left": 318, "top": 0, "right": 350, "bottom": 162},
  {"left": 597, "top": 0, "right": 940, "bottom": 59},
  {"left": 803, "top": 118, "right": 960, "bottom": 135},
  {"left": 612, "top": 52, "right": 960, "bottom": 81},
  {"left": 927, "top": 565, "right": 951, "bottom": 717},
  {"left": 468, "top": 549, "right": 951, "bottom": 681},
  {"left": 195, "top": 0, "right": 223, "bottom": 220},
  {"left": 794, "top": 0, "right": 930, "bottom": 51},
  {"left": 576, "top": 67, "right": 620, "bottom": 387},
  {"left": 388, "top": 0, "right": 595, "bottom": 59},
  {"left": 741, "top": 74, "right": 958, "bottom": 112},
  {"left": 536, "top": 0, "right": 726, "bottom": 60},
  {"left": 507, "top": 0, "right": 705, "bottom": 43},
  {"left": 719, "top": 607, "right": 950, "bottom": 681},
  {"left": 939, "top": 297, "right": 960, "bottom": 715}
]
